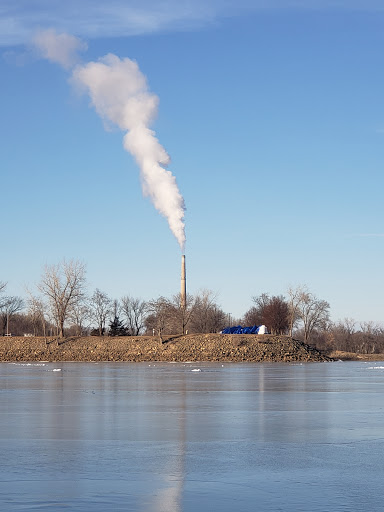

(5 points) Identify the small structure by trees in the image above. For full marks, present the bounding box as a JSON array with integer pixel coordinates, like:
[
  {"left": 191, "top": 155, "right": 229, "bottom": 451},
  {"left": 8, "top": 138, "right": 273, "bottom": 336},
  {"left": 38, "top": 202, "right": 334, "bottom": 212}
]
[
  {"left": 242, "top": 287, "right": 331, "bottom": 341},
  {"left": 5, "top": 261, "right": 384, "bottom": 357},
  {"left": 2, "top": 265, "right": 339, "bottom": 348}
]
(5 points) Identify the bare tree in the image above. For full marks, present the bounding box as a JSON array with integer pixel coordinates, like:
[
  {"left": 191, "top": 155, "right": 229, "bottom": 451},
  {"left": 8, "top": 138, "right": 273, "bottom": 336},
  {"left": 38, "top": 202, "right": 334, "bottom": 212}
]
[
  {"left": 297, "top": 292, "right": 330, "bottom": 342},
  {"left": 38, "top": 259, "right": 86, "bottom": 338},
  {"left": 0, "top": 282, "right": 8, "bottom": 313},
  {"left": 243, "top": 306, "right": 263, "bottom": 327},
  {"left": 252, "top": 293, "right": 271, "bottom": 311},
  {"left": 343, "top": 317, "right": 357, "bottom": 335},
  {"left": 262, "top": 296, "right": 289, "bottom": 335},
  {"left": 190, "top": 290, "right": 226, "bottom": 333},
  {"left": 331, "top": 318, "right": 356, "bottom": 351},
  {"left": 354, "top": 322, "right": 382, "bottom": 354},
  {"left": 243, "top": 293, "right": 289, "bottom": 334},
  {"left": 145, "top": 295, "right": 196, "bottom": 337},
  {"left": 287, "top": 285, "right": 306, "bottom": 337},
  {"left": 68, "top": 300, "right": 91, "bottom": 336},
  {"left": 172, "top": 292, "right": 196, "bottom": 334},
  {"left": 0, "top": 296, "right": 24, "bottom": 335},
  {"left": 145, "top": 297, "right": 173, "bottom": 342},
  {"left": 145, "top": 291, "right": 226, "bottom": 337},
  {"left": 243, "top": 293, "right": 270, "bottom": 327},
  {"left": 27, "top": 296, "right": 47, "bottom": 337},
  {"left": 309, "top": 319, "right": 384, "bottom": 355},
  {"left": 89, "top": 288, "right": 112, "bottom": 336},
  {"left": 121, "top": 296, "right": 147, "bottom": 336}
]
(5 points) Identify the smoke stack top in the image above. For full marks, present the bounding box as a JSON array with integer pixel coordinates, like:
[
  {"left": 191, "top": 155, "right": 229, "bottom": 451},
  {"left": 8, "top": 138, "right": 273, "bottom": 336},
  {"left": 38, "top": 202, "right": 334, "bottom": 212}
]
[
  {"left": 33, "top": 29, "right": 186, "bottom": 250},
  {"left": 180, "top": 254, "right": 186, "bottom": 309}
]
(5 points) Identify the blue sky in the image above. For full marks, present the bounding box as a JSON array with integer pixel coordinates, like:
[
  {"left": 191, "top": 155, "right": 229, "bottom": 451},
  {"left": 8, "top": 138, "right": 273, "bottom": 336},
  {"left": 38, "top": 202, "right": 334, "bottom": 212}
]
[{"left": 1, "top": 0, "right": 384, "bottom": 323}]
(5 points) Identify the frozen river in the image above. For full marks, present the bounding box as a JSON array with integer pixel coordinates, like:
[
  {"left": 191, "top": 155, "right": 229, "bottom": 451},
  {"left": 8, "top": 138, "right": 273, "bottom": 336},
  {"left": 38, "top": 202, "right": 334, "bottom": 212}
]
[{"left": 1, "top": 360, "right": 384, "bottom": 511}]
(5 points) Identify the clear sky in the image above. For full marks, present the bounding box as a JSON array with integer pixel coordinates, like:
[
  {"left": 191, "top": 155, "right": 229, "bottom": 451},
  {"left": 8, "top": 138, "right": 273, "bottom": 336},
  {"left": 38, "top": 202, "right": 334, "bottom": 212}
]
[{"left": 1, "top": 0, "right": 383, "bottom": 324}]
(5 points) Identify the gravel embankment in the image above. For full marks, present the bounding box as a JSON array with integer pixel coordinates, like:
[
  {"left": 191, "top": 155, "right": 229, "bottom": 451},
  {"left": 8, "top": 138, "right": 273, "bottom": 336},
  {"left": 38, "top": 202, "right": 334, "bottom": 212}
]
[{"left": 0, "top": 334, "right": 331, "bottom": 362}]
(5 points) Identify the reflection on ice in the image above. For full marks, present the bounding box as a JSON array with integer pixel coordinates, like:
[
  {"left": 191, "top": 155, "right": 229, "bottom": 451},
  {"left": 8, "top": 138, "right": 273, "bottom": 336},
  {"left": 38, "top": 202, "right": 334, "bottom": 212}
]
[{"left": 1, "top": 361, "right": 384, "bottom": 512}]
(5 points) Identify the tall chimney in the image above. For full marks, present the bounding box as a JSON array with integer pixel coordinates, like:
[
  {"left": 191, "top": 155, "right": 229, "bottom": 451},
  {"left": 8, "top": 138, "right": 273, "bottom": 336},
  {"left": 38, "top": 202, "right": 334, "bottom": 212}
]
[{"left": 180, "top": 254, "right": 186, "bottom": 309}]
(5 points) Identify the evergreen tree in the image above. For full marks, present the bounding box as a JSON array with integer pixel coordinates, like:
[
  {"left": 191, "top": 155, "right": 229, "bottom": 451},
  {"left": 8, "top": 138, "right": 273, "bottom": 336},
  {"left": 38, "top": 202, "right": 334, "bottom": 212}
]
[{"left": 109, "top": 315, "right": 128, "bottom": 336}]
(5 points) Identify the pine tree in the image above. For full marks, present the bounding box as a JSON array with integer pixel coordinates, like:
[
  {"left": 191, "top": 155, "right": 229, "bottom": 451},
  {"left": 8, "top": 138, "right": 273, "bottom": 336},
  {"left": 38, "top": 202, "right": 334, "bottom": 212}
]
[{"left": 109, "top": 316, "right": 128, "bottom": 336}]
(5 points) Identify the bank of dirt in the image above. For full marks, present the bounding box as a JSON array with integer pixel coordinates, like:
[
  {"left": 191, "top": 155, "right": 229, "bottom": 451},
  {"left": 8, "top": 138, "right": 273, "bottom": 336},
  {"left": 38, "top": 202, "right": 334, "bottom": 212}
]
[
  {"left": 0, "top": 334, "right": 331, "bottom": 363},
  {"left": 328, "top": 350, "right": 384, "bottom": 361}
]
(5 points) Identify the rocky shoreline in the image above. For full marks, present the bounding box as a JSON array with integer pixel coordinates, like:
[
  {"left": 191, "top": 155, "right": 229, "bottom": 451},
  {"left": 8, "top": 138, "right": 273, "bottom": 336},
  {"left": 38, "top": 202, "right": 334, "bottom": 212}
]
[{"left": 0, "top": 334, "right": 332, "bottom": 363}]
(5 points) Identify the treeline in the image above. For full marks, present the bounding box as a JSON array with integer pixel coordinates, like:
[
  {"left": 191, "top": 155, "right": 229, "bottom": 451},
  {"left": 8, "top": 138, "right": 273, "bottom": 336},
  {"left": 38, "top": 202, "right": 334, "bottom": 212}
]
[
  {"left": 1, "top": 260, "right": 383, "bottom": 354},
  {"left": 0, "top": 261, "right": 227, "bottom": 340},
  {"left": 302, "top": 321, "right": 384, "bottom": 355}
]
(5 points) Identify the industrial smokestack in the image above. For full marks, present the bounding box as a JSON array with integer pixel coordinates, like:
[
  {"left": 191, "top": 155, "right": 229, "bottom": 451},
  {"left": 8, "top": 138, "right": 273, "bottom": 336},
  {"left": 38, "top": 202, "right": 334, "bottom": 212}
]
[{"left": 180, "top": 255, "right": 186, "bottom": 309}]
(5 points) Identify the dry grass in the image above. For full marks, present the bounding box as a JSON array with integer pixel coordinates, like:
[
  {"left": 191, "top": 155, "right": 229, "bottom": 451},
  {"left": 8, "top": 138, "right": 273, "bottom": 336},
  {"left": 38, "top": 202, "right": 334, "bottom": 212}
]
[{"left": 328, "top": 350, "right": 384, "bottom": 361}]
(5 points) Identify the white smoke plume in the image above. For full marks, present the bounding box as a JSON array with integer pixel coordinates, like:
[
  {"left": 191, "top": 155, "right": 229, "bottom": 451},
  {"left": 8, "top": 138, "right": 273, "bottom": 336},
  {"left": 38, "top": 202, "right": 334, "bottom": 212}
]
[{"left": 33, "top": 30, "right": 186, "bottom": 250}]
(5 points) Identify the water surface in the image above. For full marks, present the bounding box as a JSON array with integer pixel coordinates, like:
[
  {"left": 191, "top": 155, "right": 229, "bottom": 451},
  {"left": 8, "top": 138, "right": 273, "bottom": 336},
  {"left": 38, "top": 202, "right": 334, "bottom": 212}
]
[{"left": 1, "top": 361, "right": 384, "bottom": 511}]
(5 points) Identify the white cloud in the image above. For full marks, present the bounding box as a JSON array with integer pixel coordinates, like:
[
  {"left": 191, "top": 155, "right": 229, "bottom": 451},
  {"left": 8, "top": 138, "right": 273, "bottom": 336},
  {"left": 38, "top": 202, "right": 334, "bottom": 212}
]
[
  {"left": 2, "top": 0, "right": 384, "bottom": 47},
  {"left": 0, "top": 0, "right": 216, "bottom": 47},
  {"left": 33, "top": 29, "right": 87, "bottom": 69}
]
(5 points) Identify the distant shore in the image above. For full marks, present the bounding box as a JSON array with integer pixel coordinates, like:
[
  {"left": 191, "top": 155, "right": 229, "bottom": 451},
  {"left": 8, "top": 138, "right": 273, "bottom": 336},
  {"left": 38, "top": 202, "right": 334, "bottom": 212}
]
[
  {"left": 0, "top": 334, "right": 337, "bottom": 363},
  {"left": 327, "top": 350, "right": 384, "bottom": 361}
]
